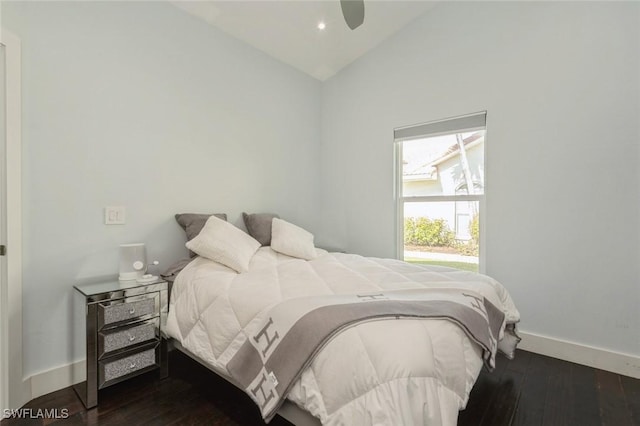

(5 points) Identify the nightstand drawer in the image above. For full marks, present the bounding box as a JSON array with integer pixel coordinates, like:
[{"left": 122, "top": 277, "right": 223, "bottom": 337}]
[
  {"left": 98, "top": 318, "right": 159, "bottom": 358},
  {"left": 74, "top": 279, "right": 168, "bottom": 408},
  {"left": 99, "top": 347, "right": 157, "bottom": 387},
  {"left": 97, "top": 294, "right": 158, "bottom": 329}
]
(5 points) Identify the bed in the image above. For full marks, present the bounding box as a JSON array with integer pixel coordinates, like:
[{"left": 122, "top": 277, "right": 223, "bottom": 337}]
[{"left": 164, "top": 214, "right": 520, "bottom": 426}]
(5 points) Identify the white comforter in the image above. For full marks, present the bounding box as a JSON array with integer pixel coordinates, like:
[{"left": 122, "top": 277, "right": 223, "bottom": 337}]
[{"left": 166, "top": 248, "right": 520, "bottom": 426}]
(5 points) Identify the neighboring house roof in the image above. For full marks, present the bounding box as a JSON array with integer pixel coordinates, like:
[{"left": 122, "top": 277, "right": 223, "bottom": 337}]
[
  {"left": 403, "top": 132, "right": 483, "bottom": 180},
  {"left": 403, "top": 163, "right": 438, "bottom": 181}
]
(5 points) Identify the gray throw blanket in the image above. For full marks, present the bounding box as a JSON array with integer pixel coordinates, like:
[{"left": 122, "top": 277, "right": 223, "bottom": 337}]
[{"left": 226, "top": 288, "right": 505, "bottom": 422}]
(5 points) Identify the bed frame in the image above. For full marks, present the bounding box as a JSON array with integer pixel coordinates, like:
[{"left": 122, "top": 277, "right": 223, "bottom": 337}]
[{"left": 169, "top": 339, "right": 321, "bottom": 426}]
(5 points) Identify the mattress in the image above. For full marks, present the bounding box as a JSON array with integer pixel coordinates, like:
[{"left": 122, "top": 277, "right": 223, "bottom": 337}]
[{"left": 165, "top": 247, "right": 520, "bottom": 425}]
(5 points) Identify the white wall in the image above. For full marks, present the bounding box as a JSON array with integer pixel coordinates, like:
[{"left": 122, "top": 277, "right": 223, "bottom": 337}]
[
  {"left": 2, "top": 1, "right": 321, "bottom": 378},
  {"left": 2, "top": 0, "right": 639, "bottom": 385},
  {"left": 320, "top": 2, "right": 640, "bottom": 356}
]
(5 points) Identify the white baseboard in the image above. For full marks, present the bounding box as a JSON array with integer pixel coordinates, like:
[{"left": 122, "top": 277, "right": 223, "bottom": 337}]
[
  {"left": 28, "top": 360, "right": 85, "bottom": 401},
  {"left": 519, "top": 331, "right": 640, "bottom": 379}
]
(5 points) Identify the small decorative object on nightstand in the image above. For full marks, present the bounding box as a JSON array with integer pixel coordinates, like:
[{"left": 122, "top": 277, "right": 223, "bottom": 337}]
[
  {"left": 73, "top": 278, "right": 169, "bottom": 408},
  {"left": 118, "top": 243, "right": 148, "bottom": 281}
]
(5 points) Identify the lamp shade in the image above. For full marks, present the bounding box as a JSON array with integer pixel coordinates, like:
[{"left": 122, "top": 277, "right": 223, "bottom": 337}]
[{"left": 119, "top": 243, "right": 147, "bottom": 281}]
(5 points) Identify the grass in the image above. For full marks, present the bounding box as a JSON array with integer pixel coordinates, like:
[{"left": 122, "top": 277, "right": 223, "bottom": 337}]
[{"left": 405, "top": 258, "right": 479, "bottom": 273}]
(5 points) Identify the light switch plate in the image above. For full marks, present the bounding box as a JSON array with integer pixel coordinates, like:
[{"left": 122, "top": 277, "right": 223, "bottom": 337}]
[{"left": 105, "top": 206, "right": 126, "bottom": 225}]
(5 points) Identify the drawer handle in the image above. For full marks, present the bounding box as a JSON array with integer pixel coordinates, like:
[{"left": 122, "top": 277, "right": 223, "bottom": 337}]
[
  {"left": 128, "top": 307, "right": 135, "bottom": 315},
  {"left": 129, "top": 363, "right": 136, "bottom": 369},
  {"left": 128, "top": 335, "right": 135, "bottom": 342}
]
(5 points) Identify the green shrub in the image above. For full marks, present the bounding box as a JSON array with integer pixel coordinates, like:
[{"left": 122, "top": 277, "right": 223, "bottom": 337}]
[
  {"left": 455, "top": 240, "right": 479, "bottom": 256},
  {"left": 469, "top": 214, "right": 479, "bottom": 244},
  {"left": 404, "top": 217, "right": 454, "bottom": 247}
]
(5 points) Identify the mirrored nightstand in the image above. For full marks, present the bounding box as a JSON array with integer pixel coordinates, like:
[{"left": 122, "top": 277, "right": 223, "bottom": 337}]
[{"left": 73, "top": 278, "right": 169, "bottom": 408}]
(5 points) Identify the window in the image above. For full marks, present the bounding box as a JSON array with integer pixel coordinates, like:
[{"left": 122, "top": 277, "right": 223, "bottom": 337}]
[{"left": 395, "top": 112, "right": 486, "bottom": 272}]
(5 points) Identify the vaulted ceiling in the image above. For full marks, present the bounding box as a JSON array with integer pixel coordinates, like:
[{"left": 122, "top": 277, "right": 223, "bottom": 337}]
[{"left": 171, "top": 1, "right": 437, "bottom": 81}]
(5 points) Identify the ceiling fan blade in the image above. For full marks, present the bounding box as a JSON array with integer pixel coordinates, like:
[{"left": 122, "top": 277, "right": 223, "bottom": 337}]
[{"left": 340, "top": 0, "right": 365, "bottom": 30}]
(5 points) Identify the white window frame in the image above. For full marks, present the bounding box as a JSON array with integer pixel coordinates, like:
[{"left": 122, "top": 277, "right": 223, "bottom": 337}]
[{"left": 394, "top": 112, "right": 487, "bottom": 273}]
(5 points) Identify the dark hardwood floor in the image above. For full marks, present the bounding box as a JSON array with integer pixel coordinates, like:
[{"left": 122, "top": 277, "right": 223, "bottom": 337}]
[{"left": 2, "top": 349, "right": 638, "bottom": 425}]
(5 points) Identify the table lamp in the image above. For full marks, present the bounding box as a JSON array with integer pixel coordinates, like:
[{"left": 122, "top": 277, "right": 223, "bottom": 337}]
[{"left": 118, "top": 243, "right": 147, "bottom": 281}]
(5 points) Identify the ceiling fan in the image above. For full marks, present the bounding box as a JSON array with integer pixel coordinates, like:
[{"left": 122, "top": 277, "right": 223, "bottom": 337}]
[{"left": 340, "top": 0, "right": 365, "bottom": 30}]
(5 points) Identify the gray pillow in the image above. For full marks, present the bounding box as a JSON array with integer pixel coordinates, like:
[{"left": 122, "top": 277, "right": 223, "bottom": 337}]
[
  {"left": 160, "top": 258, "right": 194, "bottom": 283},
  {"left": 242, "top": 212, "right": 279, "bottom": 246},
  {"left": 175, "top": 213, "right": 227, "bottom": 257}
]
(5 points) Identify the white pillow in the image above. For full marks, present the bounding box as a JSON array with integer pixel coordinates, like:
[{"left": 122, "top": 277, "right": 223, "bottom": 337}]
[
  {"left": 270, "top": 218, "right": 318, "bottom": 260},
  {"left": 186, "top": 215, "right": 260, "bottom": 273}
]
